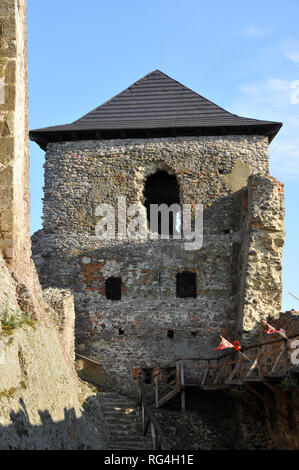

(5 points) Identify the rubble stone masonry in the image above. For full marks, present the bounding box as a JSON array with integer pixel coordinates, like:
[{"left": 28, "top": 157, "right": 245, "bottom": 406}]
[{"left": 32, "top": 135, "right": 284, "bottom": 389}]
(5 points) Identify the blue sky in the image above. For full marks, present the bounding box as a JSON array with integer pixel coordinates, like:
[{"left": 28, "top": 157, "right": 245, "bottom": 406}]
[{"left": 27, "top": 0, "right": 299, "bottom": 311}]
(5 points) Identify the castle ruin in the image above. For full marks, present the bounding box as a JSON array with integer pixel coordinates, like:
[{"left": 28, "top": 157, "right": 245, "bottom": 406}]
[{"left": 30, "top": 71, "right": 285, "bottom": 389}]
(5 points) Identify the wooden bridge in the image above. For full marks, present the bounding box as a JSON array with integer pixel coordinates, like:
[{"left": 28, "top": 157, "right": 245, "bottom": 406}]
[{"left": 138, "top": 333, "right": 299, "bottom": 449}]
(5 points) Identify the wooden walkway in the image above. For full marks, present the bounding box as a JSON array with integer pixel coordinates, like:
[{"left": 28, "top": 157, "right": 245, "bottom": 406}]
[{"left": 139, "top": 333, "right": 299, "bottom": 413}]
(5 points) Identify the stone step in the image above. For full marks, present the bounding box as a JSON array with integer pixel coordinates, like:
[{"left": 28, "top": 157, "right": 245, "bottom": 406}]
[
  {"left": 103, "top": 415, "right": 140, "bottom": 423},
  {"left": 98, "top": 391, "right": 153, "bottom": 450},
  {"left": 103, "top": 414, "right": 139, "bottom": 421},
  {"left": 107, "top": 428, "right": 142, "bottom": 435},
  {"left": 107, "top": 446, "right": 149, "bottom": 450},
  {"left": 108, "top": 438, "right": 149, "bottom": 444},
  {"left": 102, "top": 408, "right": 138, "bottom": 415},
  {"left": 102, "top": 405, "right": 138, "bottom": 411}
]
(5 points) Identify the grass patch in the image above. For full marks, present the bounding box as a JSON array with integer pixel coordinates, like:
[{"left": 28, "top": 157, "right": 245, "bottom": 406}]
[
  {"left": 1, "top": 304, "right": 37, "bottom": 335},
  {"left": 279, "top": 377, "right": 297, "bottom": 392}
]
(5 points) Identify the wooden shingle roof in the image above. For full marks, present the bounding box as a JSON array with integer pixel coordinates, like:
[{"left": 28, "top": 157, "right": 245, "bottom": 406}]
[{"left": 30, "top": 70, "right": 282, "bottom": 150}]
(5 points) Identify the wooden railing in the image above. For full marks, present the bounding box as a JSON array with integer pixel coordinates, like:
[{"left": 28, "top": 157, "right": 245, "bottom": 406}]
[
  {"left": 138, "top": 383, "right": 170, "bottom": 450},
  {"left": 140, "top": 333, "right": 299, "bottom": 411}
]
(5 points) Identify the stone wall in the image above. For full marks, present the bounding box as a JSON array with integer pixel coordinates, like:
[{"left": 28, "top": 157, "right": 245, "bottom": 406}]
[
  {"left": 41, "top": 135, "right": 269, "bottom": 236},
  {"left": 0, "top": 0, "right": 46, "bottom": 323},
  {"left": 0, "top": 0, "right": 108, "bottom": 449},
  {"left": 42, "top": 287, "right": 75, "bottom": 364},
  {"left": 236, "top": 383, "right": 299, "bottom": 450},
  {"left": 0, "top": 0, "right": 30, "bottom": 270},
  {"left": 236, "top": 175, "right": 285, "bottom": 342},
  {"left": 31, "top": 135, "right": 285, "bottom": 389}
]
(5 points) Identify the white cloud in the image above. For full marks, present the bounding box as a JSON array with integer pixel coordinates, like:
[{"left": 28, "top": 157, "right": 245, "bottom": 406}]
[
  {"left": 238, "top": 78, "right": 293, "bottom": 111},
  {"left": 241, "top": 25, "right": 270, "bottom": 39},
  {"left": 233, "top": 77, "right": 299, "bottom": 180},
  {"left": 285, "top": 51, "right": 299, "bottom": 63},
  {"left": 270, "top": 140, "right": 299, "bottom": 179},
  {"left": 282, "top": 40, "right": 299, "bottom": 64},
  {"left": 266, "top": 78, "right": 290, "bottom": 91}
]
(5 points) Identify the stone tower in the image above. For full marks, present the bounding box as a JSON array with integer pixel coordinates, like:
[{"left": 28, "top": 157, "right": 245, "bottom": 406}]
[{"left": 30, "top": 70, "right": 285, "bottom": 389}]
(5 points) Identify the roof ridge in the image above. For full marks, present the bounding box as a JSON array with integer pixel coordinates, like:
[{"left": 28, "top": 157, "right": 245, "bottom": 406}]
[
  {"left": 30, "top": 70, "right": 282, "bottom": 150},
  {"left": 74, "top": 69, "right": 242, "bottom": 125}
]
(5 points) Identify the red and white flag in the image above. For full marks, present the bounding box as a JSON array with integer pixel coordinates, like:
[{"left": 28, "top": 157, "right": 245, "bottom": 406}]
[
  {"left": 262, "top": 321, "right": 287, "bottom": 339},
  {"left": 215, "top": 336, "right": 241, "bottom": 351}
]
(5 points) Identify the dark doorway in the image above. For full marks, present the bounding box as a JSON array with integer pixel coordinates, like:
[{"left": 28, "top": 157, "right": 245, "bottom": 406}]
[
  {"left": 176, "top": 271, "right": 197, "bottom": 298},
  {"left": 143, "top": 170, "right": 180, "bottom": 236},
  {"left": 105, "top": 277, "right": 122, "bottom": 300}
]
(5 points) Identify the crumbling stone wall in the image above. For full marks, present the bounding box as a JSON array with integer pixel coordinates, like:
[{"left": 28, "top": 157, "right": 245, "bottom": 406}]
[
  {"left": 0, "top": 0, "right": 108, "bottom": 449},
  {"left": 0, "top": 0, "right": 47, "bottom": 323},
  {"left": 236, "top": 383, "right": 299, "bottom": 450},
  {"left": 32, "top": 134, "right": 284, "bottom": 389},
  {"left": 42, "top": 287, "right": 75, "bottom": 364},
  {"left": 0, "top": 0, "right": 30, "bottom": 270},
  {"left": 236, "top": 175, "right": 285, "bottom": 342},
  {"left": 40, "top": 135, "right": 268, "bottom": 236}
]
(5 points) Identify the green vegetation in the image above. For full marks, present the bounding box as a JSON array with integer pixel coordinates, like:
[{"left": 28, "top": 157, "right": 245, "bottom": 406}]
[
  {"left": 279, "top": 377, "right": 297, "bottom": 392},
  {"left": 230, "top": 386, "right": 248, "bottom": 396},
  {"left": 0, "top": 381, "right": 27, "bottom": 402},
  {"left": 1, "top": 303, "right": 36, "bottom": 335}
]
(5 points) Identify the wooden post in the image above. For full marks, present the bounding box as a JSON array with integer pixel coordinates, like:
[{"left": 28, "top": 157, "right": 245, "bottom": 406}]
[
  {"left": 176, "top": 360, "right": 180, "bottom": 392},
  {"left": 180, "top": 360, "right": 186, "bottom": 412},
  {"left": 283, "top": 339, "right": 288, "bottom": 373},
  {"left": 150, "top": 422, "right": 157, "bottom": 449},
  {"left": 181, "top": 388, "right": 186, "bottom": 413},
  {"left": 180, "top": 359, "right": 185, "bottom": 387},
  {"left": 205, "top": 359, "right": 210, "bottom": 386},
  {"left": 154, "top": 376, "right": 159, "bottom": 409}
]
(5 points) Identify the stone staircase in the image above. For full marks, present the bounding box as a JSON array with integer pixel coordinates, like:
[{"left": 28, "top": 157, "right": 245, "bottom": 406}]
[{"left": 99, "top": 392, "right": 153, "bottom": 450}]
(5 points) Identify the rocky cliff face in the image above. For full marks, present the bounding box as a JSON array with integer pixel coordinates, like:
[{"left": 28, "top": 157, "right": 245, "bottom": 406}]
[{"left": 0, "top": 251, "right": 108, "bottom": 449}]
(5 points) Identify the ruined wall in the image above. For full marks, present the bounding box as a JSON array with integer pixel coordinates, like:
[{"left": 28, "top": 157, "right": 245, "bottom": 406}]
[
  {"left": 0, "top": 0, "right": 46, "bottom": 323},
  {"left": 236, "top": 175, "right": 285, "bottom": 341},
  {"left": 42, "top": 287, "right": 75, "bottom": 364},
  {"left": 0, "top": 247, "right": 108, "bottom": 449},
  {"left": 0, "top": 0, "right": 108, "bottom": 449},
  {"left": 0, "top": 0, "right": 31, "bottom": 271},
  {"left": 31, "top": 134, "right": 285, "bottom": 390},
  {"left": 236, "top": 383, "right": 299, "bottom": 450},
  {"left": 40, "top": 135, "right": 268, "bottom": 237}
]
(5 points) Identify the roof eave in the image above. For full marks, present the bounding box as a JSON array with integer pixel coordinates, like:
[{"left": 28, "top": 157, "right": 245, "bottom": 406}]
[{"left": 29, "top": 122, "right": 282, "bottom": 151}]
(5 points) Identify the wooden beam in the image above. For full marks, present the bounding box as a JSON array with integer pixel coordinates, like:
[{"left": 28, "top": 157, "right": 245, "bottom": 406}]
[
  {"left": 226, "top": 360, "right": 241, "bottom": 382},
  {"left": 214, "top": 364, "right": 225, "bottom": 384},
  {"left": 271, "top": 347, "right": 285, "bottom": 374},
  {"left": 157, "top": 388, "right": 179, "bottom": 408},
  {"left": 242, "top": 381, "right": 288, "bottom": 421},
  {"left": 262, "top": 378, "right": 299, "bottom": 411},
  {"left": 225, "top": 389, "right": 265, "bottom": 421},
  {"left": 246, "top": 357, "right": 258, "bottom": 377},
  {"left": 181, "top": 389, "right": 186, "bottom": 413},
  {"left": 154, "top": 376, "right": 159, "bottom": 409}
]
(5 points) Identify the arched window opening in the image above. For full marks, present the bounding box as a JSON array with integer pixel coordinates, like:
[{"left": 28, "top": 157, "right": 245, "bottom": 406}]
[
  {"left": 143, "top": 170, "right": 180, "bottom": 236},
  {"left": 176, "top": 271, "right": 197, "bottom": 298},
  {"left": 105, "top": 277, "right": 122, "bottom": 300}
]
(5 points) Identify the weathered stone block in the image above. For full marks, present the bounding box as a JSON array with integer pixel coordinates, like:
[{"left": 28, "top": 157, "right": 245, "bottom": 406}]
[
  {"left": 0, "top": 0, "right": 16, "bottom": 16},
  {"left": 0, "top": 208, "right": 13, "bottom": 231},
  {"left": 0, "top": 83, "right": 15, "bottom": 109},
  {"left": 0, "top": 164, "right": 13, "bottom": 185},
  {"left": 0, "top": 136, "right": 13, "bottom": 161}
]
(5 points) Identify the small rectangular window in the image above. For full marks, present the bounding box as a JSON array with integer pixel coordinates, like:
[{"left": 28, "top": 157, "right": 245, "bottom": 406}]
[
  {"left": 176, "top": 271, "right": 197, "bottom": 298},
  {"left": 105, "top": 277, "right": 122, "bottom": 300}
]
